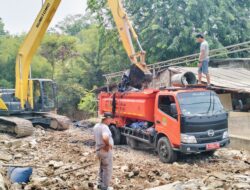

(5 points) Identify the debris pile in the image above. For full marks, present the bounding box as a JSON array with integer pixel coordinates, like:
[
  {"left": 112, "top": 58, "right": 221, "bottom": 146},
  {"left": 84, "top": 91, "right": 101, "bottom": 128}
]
[{"left": 0, "top": 123, "right": 249, "bottom": 190}]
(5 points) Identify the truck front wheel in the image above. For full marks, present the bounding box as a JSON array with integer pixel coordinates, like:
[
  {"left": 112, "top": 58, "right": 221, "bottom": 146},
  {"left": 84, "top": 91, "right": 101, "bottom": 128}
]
[
  {"left": 109, "top": 125, "right": 121, "bottom": 145},
  {"left": 157, "top": 137, "right": 177, "bottom": 163}
]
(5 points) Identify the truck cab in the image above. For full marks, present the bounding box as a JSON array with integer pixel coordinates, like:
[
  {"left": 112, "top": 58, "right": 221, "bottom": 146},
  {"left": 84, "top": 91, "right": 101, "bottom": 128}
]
[{"left": 155, "top": 89, "right": 229, "bottom": 162}]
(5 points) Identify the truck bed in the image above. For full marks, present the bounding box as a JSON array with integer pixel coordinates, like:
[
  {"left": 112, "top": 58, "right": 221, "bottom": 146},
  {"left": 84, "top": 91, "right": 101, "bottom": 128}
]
[{"left": 99, "top": 90, "right": 158, "bottom": 122}]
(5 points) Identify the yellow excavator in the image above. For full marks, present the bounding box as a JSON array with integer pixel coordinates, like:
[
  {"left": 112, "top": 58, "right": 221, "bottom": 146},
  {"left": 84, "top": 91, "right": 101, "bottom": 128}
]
[
  {"left": 0, "top": 0, "right": 151, "bottom": 137},
  {"left": 0, "top": 0, "right": 70, "bottom": 137}
]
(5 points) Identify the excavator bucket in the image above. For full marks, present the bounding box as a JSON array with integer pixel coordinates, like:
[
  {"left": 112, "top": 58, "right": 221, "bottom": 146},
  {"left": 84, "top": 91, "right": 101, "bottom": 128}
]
[{"left": 129, "top": 64, "right": 152, "bottom": 89}]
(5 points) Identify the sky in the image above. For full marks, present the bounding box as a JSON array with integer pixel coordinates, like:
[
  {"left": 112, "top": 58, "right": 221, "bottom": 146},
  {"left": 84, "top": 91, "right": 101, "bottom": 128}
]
[{"left": 0, "top": 0, "right": 87, "bottom": 34}]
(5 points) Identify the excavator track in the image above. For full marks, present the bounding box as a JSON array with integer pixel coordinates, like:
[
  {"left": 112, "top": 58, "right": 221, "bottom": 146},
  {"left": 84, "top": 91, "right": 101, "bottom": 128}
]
[
  {"left": 0, "top": 116, "right": 34, "bottom": 138},
  {"left": 43, "top": 113, "right": 72, "bottom": 130}
]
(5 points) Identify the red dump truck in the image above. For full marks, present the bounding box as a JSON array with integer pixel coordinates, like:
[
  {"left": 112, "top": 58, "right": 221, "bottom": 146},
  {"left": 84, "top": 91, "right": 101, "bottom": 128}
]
[{"left": 99, "top": 85, "right": 230, "bottom": 163}]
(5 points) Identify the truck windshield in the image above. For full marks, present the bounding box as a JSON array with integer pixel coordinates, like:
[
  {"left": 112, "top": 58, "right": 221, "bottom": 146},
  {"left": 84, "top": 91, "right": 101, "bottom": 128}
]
[{"left": 177, "top": 91, "right": 224, "bottom": 116}]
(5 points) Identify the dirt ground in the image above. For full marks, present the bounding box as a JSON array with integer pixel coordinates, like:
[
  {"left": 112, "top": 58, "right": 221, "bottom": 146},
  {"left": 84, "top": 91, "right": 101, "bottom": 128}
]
[{"left": 0, "top": 122, "right": 250, "bottom": 190}]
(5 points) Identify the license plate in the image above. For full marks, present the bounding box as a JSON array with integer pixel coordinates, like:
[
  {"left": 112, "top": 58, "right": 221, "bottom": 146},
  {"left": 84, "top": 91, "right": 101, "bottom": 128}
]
[{"left": 206, "top": 143, "right": 220, "bottom": 150}]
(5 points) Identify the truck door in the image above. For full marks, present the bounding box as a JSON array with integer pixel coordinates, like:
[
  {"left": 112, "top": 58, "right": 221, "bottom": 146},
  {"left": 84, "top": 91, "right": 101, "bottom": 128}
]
[{"left": 155, "top": 95, "right": 181, "bottom": 147}]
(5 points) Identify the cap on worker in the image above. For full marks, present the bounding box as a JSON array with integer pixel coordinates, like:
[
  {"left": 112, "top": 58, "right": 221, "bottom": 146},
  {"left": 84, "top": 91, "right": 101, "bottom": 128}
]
[{"left": 195, "top": 33, "right": 204, "bottom": 39}]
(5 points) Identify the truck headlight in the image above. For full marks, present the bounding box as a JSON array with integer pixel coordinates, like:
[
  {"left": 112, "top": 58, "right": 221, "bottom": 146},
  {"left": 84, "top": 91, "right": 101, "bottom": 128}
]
[
  {"left": 181, "top": 134, "right": 197, "bottom": 144},
  {"left": 222, "top": 131, "right": 229, "bottom": 139}
]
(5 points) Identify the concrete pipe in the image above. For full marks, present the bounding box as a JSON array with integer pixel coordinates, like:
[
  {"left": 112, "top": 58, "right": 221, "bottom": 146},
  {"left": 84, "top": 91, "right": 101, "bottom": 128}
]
[{"left": 171, "top": 72, "right": 197, "bottom": 87}]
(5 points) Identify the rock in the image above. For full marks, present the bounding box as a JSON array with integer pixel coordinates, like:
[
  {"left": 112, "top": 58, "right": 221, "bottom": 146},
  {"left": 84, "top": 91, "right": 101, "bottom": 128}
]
[
  {"left": 146, "top": 181, "right": 182, "bottom": 190},
  {"left": 0, "top": 152, "right": 12, "bottom": 161},
  {"left": 82, "top": 152, "right": 90, "bottom": 157},
  {"left": 74, "top": 181, "right": 93, "bottom": 190},
  {"left": 14, "top": 153, "right": 22, "bottom": 159},
  {"left": 11, "top": 183, "right": 23, "bottom": 190},
  {"left": 0, "top": 172, "right": 6, "bottom": 190},
  {"left": 54, "top": 176, "right": 65, "bottom": 184},
  {"left": 127, "top": 171, "right": 135, "bottom": 178},
  {"left": 210, "top": 172, "right": 228, "bottom": 181},
  {"left": 133, "top": 168, "right": 140, "bottom": 176},
  {"left": 31, "top": 176, "right": 48, "bottom": 184},
  {"left": 172, "top": 162, "right": 180, "bottom": 167},
  {"left": 147, "top": 171, "right": 156, "bottom": 182},
  {"left": 72, "top": 147, "right": 81, "bottom": 153},
  {"left": 121, "top": 165, "right": 129, "bottom": 173},
  {"left": 152, "top": 169, "right": 161, "bottom": 176},
  {"left": 9, "top": 140, "right": 23, "bottom": 148},
  {"left": 217, "top": 149, "right": 243, "bottom": 160},
  {"left": 40, "top": 136, "right": 53, "bottom": 142},
  {"left": 48, "top": 161, "right": 64, "bottom": 169},
  {"left": 182, "top": 179, "right": 203, "bottom": 190},
  {"left": 80, "top": 157, "right": 87, "bottom": 163},
  {"left": 233, "top": 174, "right": 250, "bottom": 183},
  {"left": 208, "top": 180, "right": 224, "bottom": 188},
  {"left": 29, "top": 139, "right": 37, "bottom": 149},
  {"left": 114, "top": 177, "right": 121, "bottom": 185},
  {"left": 24, "top": 184, "right": 44, "bottom": 190},
  {"left": 233, "top": 183, "right": 250, "bottom": 189},
  {"left": 139, "top": 172, "right": 147, "bottom": 178},
  {"left": 153, "top": 180, "right": 160, "bottom": 186},
  {"left": 161, "top": 173, "right": 171, "bottom": 180}
]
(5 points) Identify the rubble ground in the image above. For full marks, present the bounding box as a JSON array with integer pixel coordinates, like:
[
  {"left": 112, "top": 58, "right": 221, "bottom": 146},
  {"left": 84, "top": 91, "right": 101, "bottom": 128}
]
[{"left": 0, "top": 123, "right": 249, "bottom": 190}]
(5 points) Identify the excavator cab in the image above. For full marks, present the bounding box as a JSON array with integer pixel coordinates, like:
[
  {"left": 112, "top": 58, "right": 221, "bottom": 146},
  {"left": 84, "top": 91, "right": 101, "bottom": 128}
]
[{"left": 32, "top": 79, "right": 57, "bottom": 112}]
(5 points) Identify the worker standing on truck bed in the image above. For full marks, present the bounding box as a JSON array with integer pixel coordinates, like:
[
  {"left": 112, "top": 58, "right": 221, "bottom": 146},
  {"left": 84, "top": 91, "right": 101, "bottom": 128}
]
[
  {"left": 196, "top": 33, "right": 211, "bottom": 86},
  {"left": 93, "top": 117, "right": 114, "bottom": 190}
]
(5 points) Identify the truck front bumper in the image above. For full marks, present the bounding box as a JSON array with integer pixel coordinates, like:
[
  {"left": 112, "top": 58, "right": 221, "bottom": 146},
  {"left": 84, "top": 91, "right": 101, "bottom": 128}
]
[{"left": 179, "top": 138, "right": 230, "bottom": 154}]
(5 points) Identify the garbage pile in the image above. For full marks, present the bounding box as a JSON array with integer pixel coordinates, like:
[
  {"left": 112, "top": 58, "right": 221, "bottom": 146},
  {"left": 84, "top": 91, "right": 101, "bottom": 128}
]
[{"left": 0, "top": 121, "right": 249, "bottom": 190}]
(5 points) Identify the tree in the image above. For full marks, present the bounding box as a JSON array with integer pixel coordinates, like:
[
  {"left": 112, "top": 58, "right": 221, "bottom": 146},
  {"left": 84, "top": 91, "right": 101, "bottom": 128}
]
[
  {"left": 0, "top": 36, "right": 22, "bottom": 88},
  {"left": 87, "top": 0, "right": 250, "bottom": 64},
  {"left": 78, "top": 91, "right": 97, "bottom": 116},
  {"left": 0, "top": 18, "right": 7, "bottom": 36},
  {"left": 55, "top": 13, "right": 96, "bottom": 36},
  {"left": 40, "top": 34, "right": 78, "bottom": 79}
]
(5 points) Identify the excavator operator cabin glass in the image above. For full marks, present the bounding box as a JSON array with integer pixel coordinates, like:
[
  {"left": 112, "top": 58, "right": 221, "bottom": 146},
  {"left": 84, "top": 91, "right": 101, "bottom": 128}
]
[
  {"left": 42, "top": 81, "right": 55, "bottom": 110},
  {"left": 33, "top": 81, "right": 42, "bottom": 111}
]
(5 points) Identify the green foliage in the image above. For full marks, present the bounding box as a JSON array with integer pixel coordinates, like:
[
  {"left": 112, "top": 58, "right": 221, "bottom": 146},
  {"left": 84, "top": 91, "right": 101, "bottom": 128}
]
[
  {"left": 78, "top": 92, "right": 97, "bottom": 116},
  {"left": 0, "top": 36, "right": 22, "bottom": 88},
  {"left": 88, "top": 0, "right": 250, "bottom": 63},
  {"left": 40, "top": 34, "right": 78, "bottom": 79},
  {"left": 55, "top": 14, "right": 96, "bottom": 36},
  {"left": 0, "top": 18, "right": 7, "bottom": 36},
  {"left": 0, "top": 79, "right": 12, "bottom": 88}
]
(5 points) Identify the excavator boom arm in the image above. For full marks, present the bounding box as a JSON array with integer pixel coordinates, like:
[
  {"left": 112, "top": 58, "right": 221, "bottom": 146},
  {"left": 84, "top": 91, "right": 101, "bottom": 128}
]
[
  {"left": 108, "top": 0, "right": 152, "bottom": 88},
  {"left": 15, "top": 0, "right": 61, "bottom": 108},
  {"left": 108, "top": 0, "right": 137, "bottom": 60}
]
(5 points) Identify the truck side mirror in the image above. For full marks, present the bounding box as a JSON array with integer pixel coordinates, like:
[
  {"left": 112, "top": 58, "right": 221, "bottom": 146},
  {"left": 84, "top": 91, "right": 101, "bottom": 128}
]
[{"left": 170, "top": 103, "right": 177, "bottom": 116}]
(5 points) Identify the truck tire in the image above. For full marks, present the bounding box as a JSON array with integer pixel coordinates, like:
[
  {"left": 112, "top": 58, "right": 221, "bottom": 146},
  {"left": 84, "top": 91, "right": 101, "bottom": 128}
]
[
  {"left": 120, "top": 134, "right": 127, "bottom": 145},
  {"left": 157, "top": 137, "right": 177, "bottom": 163},
  {"left": 127, "top": 137, "right": 138, "bottom": 149},
  {"left": 109, "top": 125, "right": 121, "bottom": 145}
]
